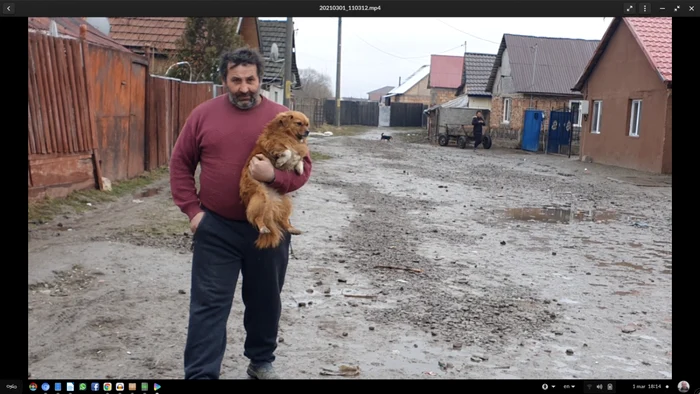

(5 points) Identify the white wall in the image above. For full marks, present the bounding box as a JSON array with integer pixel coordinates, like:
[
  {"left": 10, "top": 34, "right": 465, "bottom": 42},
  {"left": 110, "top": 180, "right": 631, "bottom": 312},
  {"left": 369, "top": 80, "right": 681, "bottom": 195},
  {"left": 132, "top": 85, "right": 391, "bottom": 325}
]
[{"left": 468, "top": 96, "right": 492, "bottom": 111}]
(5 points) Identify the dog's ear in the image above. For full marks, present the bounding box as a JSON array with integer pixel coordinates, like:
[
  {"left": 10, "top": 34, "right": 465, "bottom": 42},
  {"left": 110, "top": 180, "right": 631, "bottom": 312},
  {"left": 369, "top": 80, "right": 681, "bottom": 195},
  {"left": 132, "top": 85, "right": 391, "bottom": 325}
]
[{"left": 278, "top": 112, "right": 293, "bottom": 126}]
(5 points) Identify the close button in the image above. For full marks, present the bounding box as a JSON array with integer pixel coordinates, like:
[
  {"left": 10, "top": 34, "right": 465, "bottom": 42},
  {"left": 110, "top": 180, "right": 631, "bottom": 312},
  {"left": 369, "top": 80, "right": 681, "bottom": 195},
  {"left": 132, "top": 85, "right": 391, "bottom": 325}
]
[{"left": 2, "top": 3, "right": 14, "bottom": 15}]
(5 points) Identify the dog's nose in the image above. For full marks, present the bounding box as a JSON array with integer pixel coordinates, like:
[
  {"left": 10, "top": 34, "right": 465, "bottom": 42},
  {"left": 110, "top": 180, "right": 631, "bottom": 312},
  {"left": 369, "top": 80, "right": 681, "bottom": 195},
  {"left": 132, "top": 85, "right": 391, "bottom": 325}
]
[{"left": 304, "top": 129, "right": 310, "bottom": 136}]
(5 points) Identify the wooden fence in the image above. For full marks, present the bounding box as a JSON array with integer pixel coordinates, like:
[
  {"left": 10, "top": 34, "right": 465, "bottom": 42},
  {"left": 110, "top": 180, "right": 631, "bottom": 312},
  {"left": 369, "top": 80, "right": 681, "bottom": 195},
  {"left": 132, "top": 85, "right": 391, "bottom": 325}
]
[
  {"left": 293, "top": 98, "right": 325, "bottom": 128},
  {"left": 323, "top": 99, "right": 379, "bottom": 126},
  {"left": 28, "top": 28, "right": 225, "bottom": 200}
]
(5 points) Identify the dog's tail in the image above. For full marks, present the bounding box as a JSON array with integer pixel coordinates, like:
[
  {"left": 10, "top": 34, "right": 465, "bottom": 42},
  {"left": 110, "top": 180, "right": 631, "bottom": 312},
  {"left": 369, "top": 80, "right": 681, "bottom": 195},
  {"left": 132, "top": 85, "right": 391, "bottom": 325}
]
[{"left": 254, "top": 221, "right": 285, "bottom": 249}]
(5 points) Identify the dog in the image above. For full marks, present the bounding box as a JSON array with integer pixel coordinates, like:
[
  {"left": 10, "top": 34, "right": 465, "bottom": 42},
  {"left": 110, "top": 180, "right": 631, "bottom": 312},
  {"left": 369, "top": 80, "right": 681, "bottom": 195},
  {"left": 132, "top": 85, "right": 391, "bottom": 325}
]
[
  {"left": 380, "top": 133, "right": 392, "bottom": 141},
  {"left": 239, "top": 111, "right": 310, "bottom": 249}
]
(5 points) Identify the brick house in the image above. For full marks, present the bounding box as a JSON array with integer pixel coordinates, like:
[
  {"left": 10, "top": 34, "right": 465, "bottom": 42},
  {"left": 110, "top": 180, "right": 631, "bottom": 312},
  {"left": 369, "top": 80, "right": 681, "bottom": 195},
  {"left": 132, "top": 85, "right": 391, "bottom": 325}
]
[
  {"left": 367, "top": 85, "right": 394, "bottom": 102},
  {"left": 108, "top": 17, "right": 261, "bottom": 75},
  {"left": 485, "top": 34, "right": 599, "bottom": 145},
  {"left": 257, "top": 19, "right": 302, "bottom": 105},
  {"left": 428, "top": 55, "right": 463, "bottom": 106},
  {"left": 572, "top": 17, "right": 672, "bottom": 174},
  {"left": 455, "top": 52, "right": 497, "bottom": 111},
  {"left": 383, "top": 65, "right": 431, "bottom": 106}
]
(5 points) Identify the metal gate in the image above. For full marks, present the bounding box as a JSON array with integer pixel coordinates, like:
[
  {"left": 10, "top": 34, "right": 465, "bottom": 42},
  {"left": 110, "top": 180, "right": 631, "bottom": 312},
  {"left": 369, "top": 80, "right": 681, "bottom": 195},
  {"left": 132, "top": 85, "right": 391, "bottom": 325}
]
[
  {"left": 389, "top": 102, "right": 425, "bottom": 127},
  {"left": 547, "top": 109, "right": 574, "bottom": 156}
]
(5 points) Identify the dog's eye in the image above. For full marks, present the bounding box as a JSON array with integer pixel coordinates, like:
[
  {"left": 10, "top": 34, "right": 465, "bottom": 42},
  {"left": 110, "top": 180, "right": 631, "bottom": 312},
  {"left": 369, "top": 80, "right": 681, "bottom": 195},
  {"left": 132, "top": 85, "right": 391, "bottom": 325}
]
[{"left": 296, "top": 122, "right": 302, "bottom": 125}]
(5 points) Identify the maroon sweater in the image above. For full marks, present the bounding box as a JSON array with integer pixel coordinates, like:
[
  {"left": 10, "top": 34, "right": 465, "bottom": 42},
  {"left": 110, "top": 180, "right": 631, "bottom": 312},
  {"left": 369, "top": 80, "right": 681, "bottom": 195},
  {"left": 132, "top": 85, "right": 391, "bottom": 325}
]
[{"left": 169, "top": 94, "right": 312, "bottom": 221}]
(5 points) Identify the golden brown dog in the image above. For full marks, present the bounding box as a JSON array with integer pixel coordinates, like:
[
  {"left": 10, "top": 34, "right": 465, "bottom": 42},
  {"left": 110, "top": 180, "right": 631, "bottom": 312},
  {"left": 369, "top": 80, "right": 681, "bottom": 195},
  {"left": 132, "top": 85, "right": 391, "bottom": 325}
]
[{"left": 239, "top": 111, "right": 311, "bottom": 249}]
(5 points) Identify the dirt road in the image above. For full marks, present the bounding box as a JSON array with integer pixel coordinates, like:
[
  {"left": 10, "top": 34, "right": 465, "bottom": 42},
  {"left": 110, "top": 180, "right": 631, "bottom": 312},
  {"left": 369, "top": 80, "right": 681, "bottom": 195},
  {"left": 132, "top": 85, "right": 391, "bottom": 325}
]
[{"left": 28, "top": 127, "right": 672, "bottom": 380}]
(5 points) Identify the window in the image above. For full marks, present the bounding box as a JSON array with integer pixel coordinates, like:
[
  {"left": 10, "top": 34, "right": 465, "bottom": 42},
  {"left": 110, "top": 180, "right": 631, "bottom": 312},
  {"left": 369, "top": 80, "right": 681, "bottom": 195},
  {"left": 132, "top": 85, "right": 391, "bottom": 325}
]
[
  {"left": 503, "top": 98, "right": 511, "bottom": 123},
  {"left": 591, "top": 100, "right": 602, "bottom": 134},
  {"left": 569, "top": 100, "right": 582, "bottom": 126},
  {"left": 629, "top": 99, "right": 642, "bottom": 137}
]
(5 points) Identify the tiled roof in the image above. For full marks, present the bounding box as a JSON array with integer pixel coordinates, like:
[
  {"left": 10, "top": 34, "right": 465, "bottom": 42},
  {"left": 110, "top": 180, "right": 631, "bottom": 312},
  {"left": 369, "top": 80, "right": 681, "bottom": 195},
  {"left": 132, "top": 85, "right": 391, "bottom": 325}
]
[
  {"left": 367, "top": 85, "right": 394, "bottom": 95},
  {"left": 108, "top": 17, "right": 187, "bottom": 54},
  {"left": 625, "top": 17, "right": 672, "bottom": 81},
  {"left": 258, "top": 19, "right": 301, "bottom": 88},
  {"left": 28, "top": 17, "right": 133, "bottom": 53},
  {"left": 429, "top": 55, "right": 464, "bottom": 89},
  {"left": 458, "top": 52, "right": 497, "bottom": 97},
  {"left": 486, "top": 33, "right": 599, "bottom": 96},
  {"left": 572, "top": 17, "right": 672, "bottom": 91}
]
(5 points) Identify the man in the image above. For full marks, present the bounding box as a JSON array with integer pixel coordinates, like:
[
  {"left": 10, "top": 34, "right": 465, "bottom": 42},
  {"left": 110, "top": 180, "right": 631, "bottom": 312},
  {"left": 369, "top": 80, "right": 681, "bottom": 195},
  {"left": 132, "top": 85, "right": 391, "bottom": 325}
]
[
  {"left": 471, "top": 110, "right": 485, "bottom": 150},
  {"left": 169, "top": 48, "right": 312, "bottom": 380}
]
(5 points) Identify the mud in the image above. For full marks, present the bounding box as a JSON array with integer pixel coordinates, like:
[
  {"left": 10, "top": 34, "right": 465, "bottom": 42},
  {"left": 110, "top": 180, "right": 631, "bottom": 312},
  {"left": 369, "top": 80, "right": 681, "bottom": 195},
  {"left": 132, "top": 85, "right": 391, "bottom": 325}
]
[{"left": 28, "top": 127, "right": 672, "bottom": 379}]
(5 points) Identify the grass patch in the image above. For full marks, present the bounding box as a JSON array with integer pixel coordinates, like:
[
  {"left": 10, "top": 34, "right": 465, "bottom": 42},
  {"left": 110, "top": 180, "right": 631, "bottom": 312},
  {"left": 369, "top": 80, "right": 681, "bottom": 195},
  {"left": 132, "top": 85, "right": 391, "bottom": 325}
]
[
  {"left": 314, "top": 123, "right": 373, "bottom": 137},
  {"left": 121, "top": 216, "right": 190, "bottom": 237},
  {"left": 28, "top": 167, "right": 169, "bottom": 224},
  {"left": 311, "top": 151, "right": 332, "bottom": 161}
]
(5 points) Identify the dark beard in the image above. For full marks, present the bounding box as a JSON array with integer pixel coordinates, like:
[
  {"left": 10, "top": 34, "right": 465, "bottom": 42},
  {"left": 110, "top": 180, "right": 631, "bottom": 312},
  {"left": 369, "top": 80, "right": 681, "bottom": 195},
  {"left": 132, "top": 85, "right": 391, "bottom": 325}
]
[{"left": 228, "top": 92, "right": 258, "bottom": 109}]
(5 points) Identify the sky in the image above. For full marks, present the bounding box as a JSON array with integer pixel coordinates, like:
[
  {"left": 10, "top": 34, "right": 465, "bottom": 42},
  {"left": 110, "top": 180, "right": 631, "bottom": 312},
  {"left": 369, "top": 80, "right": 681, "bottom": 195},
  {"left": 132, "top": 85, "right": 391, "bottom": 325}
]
[{"left": 259, "top": 17, "right": 613, "bottom": 99}]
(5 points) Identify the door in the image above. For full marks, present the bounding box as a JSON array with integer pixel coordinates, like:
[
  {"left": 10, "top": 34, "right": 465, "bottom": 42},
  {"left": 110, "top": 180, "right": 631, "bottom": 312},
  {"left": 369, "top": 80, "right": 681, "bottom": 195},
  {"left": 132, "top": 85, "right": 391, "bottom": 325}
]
[
  {"left": 547, "top": 110, "right": 573, "bottom": 154},
  {"left": 522, "top": 109, "right": 544, "bottom": 152}
]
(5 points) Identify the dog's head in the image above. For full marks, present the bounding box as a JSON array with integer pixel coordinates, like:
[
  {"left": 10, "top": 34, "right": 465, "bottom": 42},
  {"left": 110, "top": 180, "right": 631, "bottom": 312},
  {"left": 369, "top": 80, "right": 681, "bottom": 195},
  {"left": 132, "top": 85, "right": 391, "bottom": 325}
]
[{"left": 275, "top": 111, "right": 310, "bottom": 141}]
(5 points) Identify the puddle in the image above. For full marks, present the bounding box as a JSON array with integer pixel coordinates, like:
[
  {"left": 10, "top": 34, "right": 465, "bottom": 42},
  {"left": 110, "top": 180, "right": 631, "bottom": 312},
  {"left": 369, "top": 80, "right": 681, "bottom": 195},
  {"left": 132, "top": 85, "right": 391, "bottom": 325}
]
[
  {"left": 503, "top": 207, "right": 618, "bottom": 224},
  {"left": 597, "top": 261, "right": 653, "bottom": 272},
  {"left": 136, "top": 187, "right": 161, "bottom": 198},
  {"left": 613, "top": 290, "right": 640, "bottom": 296}
]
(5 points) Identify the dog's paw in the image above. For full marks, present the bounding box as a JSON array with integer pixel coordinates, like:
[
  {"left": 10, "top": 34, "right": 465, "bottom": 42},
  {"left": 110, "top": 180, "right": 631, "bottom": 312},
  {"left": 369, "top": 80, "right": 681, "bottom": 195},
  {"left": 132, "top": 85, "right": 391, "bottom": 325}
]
[
  {"left": 275, "top": 149, "right": 292, "bottom": 167},
  {"left": 259, "top": 226, "right": 271, "bottom": 234},
  {"left": 287, "top": 227, "right": 302, "bottom": 235},
  {"left": 294, "top": 160, "right": 304, "bottom": 175}
]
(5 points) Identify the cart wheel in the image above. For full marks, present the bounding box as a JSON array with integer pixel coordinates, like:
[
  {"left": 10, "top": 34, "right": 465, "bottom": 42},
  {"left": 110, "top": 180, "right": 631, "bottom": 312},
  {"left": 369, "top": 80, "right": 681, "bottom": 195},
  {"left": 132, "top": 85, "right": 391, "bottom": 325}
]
[
  {"left": 458, "top": 136, "right": 467, "bottom": 149},
  {"left": 438, "top": 134, "right": 448, "bottom": 146},
  {"left": 482, "top": 135, "right": 492, "bottom": 149}
]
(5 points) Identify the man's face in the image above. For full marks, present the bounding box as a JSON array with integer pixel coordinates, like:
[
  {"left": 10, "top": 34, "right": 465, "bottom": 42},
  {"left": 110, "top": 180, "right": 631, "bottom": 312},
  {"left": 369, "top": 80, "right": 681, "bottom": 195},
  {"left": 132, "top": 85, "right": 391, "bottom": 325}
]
[
  {"left": 477, "top": 112, "right": 482, "bottom": 118},
  {"left": 224, "top": 63, "right": 261, "bottom": 110}
]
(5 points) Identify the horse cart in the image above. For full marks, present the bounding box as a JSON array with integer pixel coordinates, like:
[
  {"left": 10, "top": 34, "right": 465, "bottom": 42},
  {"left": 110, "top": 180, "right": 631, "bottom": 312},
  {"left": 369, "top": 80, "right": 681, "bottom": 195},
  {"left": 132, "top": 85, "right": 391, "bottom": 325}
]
[{"left": 437, "top": 124, "right": 492, "bottom": 149}]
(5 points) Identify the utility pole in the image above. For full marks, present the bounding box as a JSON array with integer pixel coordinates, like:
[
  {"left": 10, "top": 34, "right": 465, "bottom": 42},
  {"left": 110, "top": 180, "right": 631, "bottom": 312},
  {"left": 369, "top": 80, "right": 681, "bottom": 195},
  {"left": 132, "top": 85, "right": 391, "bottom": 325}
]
[
  {"left": 335, "top": 17, "right": 342, "bottom": 127},
  {"left": 283, "top": 17, "right": 293, "bottom": 108},
  {"left": 529, "top": 43, "right": 538, "bottom": 109}
]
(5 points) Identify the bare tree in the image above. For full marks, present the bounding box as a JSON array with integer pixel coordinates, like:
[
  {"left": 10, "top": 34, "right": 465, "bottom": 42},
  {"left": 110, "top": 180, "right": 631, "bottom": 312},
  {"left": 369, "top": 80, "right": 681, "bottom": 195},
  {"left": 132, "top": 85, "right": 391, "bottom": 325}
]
[{"left": 295, "top": 68, "right": 333, "bottom": 100}]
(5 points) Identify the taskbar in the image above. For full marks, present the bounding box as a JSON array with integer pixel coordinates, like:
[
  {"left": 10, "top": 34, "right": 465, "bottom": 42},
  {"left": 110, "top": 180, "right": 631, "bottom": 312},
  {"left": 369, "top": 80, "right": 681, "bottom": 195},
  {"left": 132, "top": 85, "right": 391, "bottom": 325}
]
[{"left": 5, "top": 379, "right": 687, "bottom": 393}]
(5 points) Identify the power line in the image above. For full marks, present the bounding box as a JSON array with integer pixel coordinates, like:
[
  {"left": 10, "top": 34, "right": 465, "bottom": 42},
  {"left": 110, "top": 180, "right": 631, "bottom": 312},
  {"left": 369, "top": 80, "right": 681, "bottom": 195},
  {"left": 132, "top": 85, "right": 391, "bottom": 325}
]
[
  {"left": 353, "top": 34, "right": 464, "bottom": 60},
  {"left": 435, "top": 19, "right": 501, "bottom": 45}
]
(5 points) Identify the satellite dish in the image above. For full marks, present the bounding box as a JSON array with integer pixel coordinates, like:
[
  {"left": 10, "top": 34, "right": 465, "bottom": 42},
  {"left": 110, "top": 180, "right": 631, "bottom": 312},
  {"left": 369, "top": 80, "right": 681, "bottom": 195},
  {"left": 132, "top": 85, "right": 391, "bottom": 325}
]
[
  {"left": 270, "top": 43, "right": 279, "bottom": 62},
  {"left": 85, "top": 17, "right": 111, "bottom": 36}
]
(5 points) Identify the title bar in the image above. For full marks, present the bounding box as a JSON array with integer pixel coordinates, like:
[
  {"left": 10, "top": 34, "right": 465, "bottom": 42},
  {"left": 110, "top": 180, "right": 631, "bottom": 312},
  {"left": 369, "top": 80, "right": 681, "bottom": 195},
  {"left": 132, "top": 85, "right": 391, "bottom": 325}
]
[{"left": 3, "top": 1, "right": 697, "bottom": 17}]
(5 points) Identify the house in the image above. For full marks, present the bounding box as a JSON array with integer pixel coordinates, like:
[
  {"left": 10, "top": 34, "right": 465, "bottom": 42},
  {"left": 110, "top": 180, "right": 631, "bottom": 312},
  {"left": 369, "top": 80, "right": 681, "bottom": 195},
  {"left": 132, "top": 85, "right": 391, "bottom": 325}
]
[
  {"left": 572, "top": 17, "right": 672, "bottom": 174},
  {"left": 455, "top": 52, "right": 497, "bottom": 111},
  {"left": 383, "top": 65, "right": 431, "bottom": 106},
  {"left": 485, "top": 34, "right": 599, "bottom": 141},
  {"left": 107, "top": 17, "right": 261, "bottom": 75},
  {"left": 367, "top": 85, "right": 394, "bottom": 101},
  {"left": 428, "top": 54, "right": 464, "bottom": 106},
  {"left": 258, "top": 19, "right": 302, "bottom": 105}
]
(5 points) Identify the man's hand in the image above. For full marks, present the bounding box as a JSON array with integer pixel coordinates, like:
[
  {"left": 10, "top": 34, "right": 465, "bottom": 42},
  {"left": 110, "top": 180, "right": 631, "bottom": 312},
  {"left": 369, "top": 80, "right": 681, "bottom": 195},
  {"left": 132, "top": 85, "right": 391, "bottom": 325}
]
[
  {"left": 249, "top": 154, "right": 275, "bottom": 183},
  {"left": 190, "top": 211, "right": 205, "bottom": 233}
]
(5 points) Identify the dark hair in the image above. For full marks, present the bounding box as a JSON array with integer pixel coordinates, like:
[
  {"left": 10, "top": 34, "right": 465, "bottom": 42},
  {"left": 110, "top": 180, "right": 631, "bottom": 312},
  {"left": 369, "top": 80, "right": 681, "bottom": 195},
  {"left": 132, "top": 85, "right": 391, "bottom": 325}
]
[{"left": 219, "top": 48, "right": 265, "bottom": 81}]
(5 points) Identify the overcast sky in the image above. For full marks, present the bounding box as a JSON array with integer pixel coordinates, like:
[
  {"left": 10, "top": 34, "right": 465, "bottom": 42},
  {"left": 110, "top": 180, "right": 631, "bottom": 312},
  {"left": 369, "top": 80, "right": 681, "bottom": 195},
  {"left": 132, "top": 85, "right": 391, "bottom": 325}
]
[{"left": 260, "top": 17, "right": 612, "bottom": 99}]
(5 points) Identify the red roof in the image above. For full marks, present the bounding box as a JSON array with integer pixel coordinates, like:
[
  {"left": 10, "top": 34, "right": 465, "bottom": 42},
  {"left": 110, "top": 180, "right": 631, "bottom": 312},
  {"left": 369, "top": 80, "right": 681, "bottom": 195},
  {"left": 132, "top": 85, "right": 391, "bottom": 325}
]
[
  {"left": 625, "top": 17, "right": 672, "bottom": 82},
  {"left": 429, "top": 55, "right": 463, "bottom": 89},
  {"left": 573, "top": 17, "right": 672, "bottom": 91},
  {"left": 28, "top": 17, "right": 133, "bottom": 53},
  {"left": 108, "top": 17, "right": 187, "bottom": 53}
]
